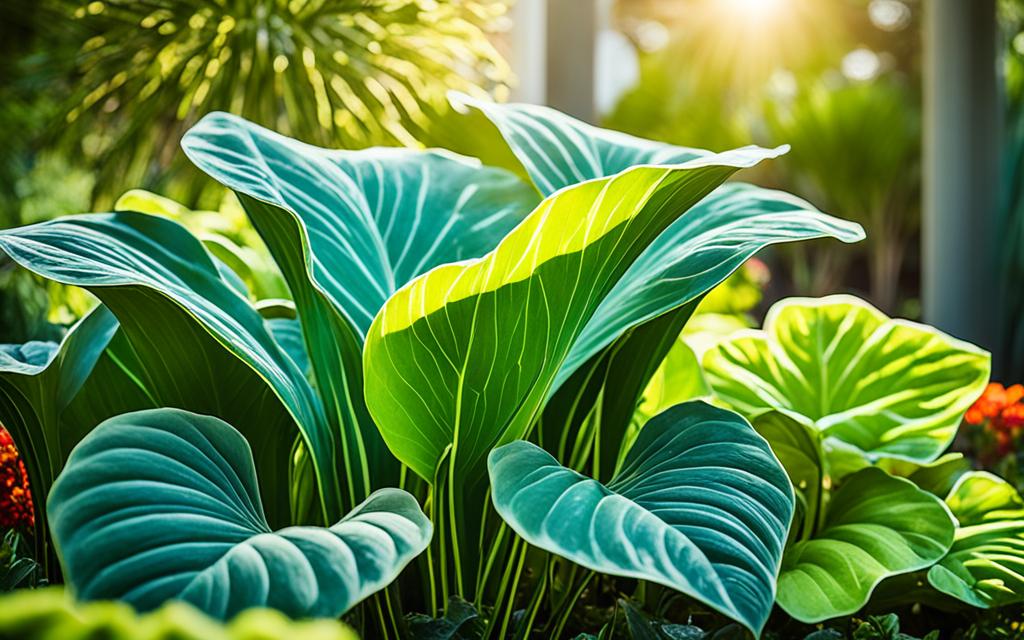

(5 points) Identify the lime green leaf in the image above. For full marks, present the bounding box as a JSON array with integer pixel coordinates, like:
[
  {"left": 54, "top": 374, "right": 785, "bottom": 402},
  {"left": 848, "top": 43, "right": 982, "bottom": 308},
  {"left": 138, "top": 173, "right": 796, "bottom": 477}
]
[
  {"left": 751, "top": 411, "right": 824, "bottom": 542},
  {"left": 488, "top": 401, "right": 793, "bottom": 636},
  {"left": 927, "top": 472, "right": 1024, "bottom": 608},
  {"left": 452, "top": 97, "right": 864, "bottom": 394},
  {"left": 0, "top": 212, "right": 333, "bottom": 521},
  {"left": 777, "top": 467, "right": 955, "bottom": 622},
  {"left": 0, "top": 587, "right": 360, "bottom": 639},
  {"left": 703, "top": 295, "right": 990, "bottom": 463},
  {"left": 182, "top": 113, "right": 540, "bottom": 506},
  {"left": 364, "top": 144, "right": 786, "bottom": 483},
  {"left": 49, "top": 409, "right": 431, "bottom": 620}
]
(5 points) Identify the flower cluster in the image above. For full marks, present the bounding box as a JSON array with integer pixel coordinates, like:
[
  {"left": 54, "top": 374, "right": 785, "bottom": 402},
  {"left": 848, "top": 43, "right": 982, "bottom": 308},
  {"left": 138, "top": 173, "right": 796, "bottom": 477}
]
[
  {"left": 0, "top": 425, "right": 33, "bottom": 531},
  {"left": 965, "top": 383, "right": 1024, "bottom": 456}
]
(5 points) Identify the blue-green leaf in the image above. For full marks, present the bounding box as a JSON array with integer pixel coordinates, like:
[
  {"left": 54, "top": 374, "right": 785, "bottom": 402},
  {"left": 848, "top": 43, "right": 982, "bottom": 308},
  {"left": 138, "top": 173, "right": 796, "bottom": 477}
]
[
  {"left": 181, "top": 113, "right": 540, "bottom": 506},
  {"left": 0, "top": 213, "right": 330, "bottom": 522},
  {"left": 488, "top": 401, "right": 793, "bottom": 635},
  {"left": 49, "top": 409, "right": 431, "bottom": 620}
]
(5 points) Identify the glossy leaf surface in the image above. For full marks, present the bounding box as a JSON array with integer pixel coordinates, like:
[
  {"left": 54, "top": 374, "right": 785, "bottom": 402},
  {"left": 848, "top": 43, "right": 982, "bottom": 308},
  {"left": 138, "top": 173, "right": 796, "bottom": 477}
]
[
  {"left": 704, "top": 295, "right": 990, "bottom": 463},
  {"left": 364, "top": 144, "right": 787, "bottom": 483},
  {"left": 49, "top": 409, "right": 431, "bottom": 620},
  {"left": 927, "top": 472, "right": 1024, "bottom": 608},
  {"left": 777, "top": 467, "right": 955, "bottom": 622},
  {"left": 489, "top": 402, "right": 793, "bottom": 635}
]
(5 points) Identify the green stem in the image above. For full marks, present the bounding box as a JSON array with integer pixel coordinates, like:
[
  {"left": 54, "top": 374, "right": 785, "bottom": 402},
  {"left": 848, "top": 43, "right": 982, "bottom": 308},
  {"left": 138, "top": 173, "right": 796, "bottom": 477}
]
[
  {"left": 550, "top": 570, "right": 594, "bottom": 639},
  {"left": 495, "top": 542, "right": 529, "bottom": 640},
  {"left": 516, "top": 556, "right": 550, "bottom": 639},
  {"left": 476, "top": 520, "right": 509, "bottom": 603},
  {"left": 447, "top": 455, "right": 465, "bottom": 599},
  {"left": 482, "top": 536, "right": 524, "bottom": 639}
]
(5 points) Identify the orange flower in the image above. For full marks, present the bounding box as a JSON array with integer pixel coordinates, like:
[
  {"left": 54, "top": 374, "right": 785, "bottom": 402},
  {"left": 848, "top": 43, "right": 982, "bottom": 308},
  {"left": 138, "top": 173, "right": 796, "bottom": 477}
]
[{"left": 0, "top": 425, "right": 33, "bottom": 531}]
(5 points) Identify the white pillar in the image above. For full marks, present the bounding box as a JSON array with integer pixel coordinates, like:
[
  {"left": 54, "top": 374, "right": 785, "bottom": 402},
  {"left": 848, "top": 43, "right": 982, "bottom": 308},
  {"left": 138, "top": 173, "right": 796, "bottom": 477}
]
[
  {"left": 923, "top": 0, "right": 1001, "bottom": 356},
  {"left": 508, "top": 0, "right": 547, "bottom": 104},
  {"left": 545, "top": 0, "right": 597, "bottom": 121}
]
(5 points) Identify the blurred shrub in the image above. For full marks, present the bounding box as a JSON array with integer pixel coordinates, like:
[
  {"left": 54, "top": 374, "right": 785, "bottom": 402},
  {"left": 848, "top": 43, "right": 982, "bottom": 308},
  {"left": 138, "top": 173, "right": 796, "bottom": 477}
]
[
  {"left": 763, "top": 76, "right": 920, "bottom": 309},
  {"left": 37, "top": 0, "right": 511, "bottom": 205},
  {"left": 1001, "top": 0, "right": 1024, "bottom": 380},
  {"left": 0, "top": 588, "right": 359, "bottom": 640}
]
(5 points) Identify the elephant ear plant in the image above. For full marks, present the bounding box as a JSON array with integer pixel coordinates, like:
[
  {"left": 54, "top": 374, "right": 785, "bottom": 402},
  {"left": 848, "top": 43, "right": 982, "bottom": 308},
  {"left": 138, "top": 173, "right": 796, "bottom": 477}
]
[
  {"left": 703, "top": 295, "right": 993, "bottom": 623},
  {"left": 0, "top": 98, "right": 864, "bottom": 637}
]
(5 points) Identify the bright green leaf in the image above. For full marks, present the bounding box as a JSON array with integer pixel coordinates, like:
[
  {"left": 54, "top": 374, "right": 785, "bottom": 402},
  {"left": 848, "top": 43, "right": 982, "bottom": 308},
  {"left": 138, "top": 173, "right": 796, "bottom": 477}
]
[
  {"left": 488, "top": 401, "right": 794, "bottom": 636},
  {"left": 452, "top": 97, "right": 865, "bottom": 394},
  {"left": 455, "top": 97, "right": 863, "bottom": 486},
  {"left": 777, "top": 467, "right": 955, "bottom": 622},
  {"left": 49, "top": 409, "right": 431, "bottom": 620},
  {"left": 751, "top": 411, "right": 824, "bottom": 542},
  {"left": 704, "top": 295, "right": 990, "bottom": 464},
  {"left": 364, "top": 144, "right": 787, "bottom": 484},
  {"left": 927, "top": 471, "right": 1024, "bottom": 608}
]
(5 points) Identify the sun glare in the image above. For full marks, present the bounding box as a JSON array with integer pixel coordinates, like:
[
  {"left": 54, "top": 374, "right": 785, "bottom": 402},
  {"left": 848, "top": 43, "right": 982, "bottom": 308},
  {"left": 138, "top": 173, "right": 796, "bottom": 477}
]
[{"left": 672, "top": 0, "right": 844, "bottom": 92}]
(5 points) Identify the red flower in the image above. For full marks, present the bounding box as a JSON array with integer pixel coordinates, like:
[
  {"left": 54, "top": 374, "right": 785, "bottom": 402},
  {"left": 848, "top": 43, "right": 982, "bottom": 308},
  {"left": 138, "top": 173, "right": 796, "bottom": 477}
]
[{"left": 0, "top": 425, "right": 34, "bottom": 531}]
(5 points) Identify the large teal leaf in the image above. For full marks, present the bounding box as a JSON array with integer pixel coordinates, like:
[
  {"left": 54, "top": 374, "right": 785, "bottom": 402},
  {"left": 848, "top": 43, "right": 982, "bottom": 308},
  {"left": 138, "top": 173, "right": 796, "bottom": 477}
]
[
  {"left": 182, "top": 112, "right": 539, "bottom": 337},
  {"left": 182, "top": 113, "right": 540, "bottom": 506},
  {"left": 776, "top": 467, "right": 955, "bottom": 622},
  {"left": 49, "top": 409, "right": 432, "bottom": 620},
  {"left": 364, "top": 144, "right": 786, "bottom": 485},
  {"left": 488, "top": 401, "right": 793, "bottom": 636},
  {"left": 704, "top": 295, "right": 990, "bottom": 464},
  {"left": 0, "top": 213, "right": 328, "bottom": 522},
  {"left": 927, "top": 472, "right": 1024, "bottom": 608}
]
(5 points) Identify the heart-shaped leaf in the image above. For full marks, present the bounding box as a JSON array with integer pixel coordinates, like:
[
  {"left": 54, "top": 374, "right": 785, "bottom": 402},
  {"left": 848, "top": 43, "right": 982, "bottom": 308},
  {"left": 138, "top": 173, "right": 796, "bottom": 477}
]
[
  {"left": 488, "top": 401, "right": 794, "bottom": 636},
  {"left": 927, "top": 472, "right": 1024, "bottom": 608},
  {"left": 776, "top": 467, "right": 955, "bottom": 622},
  {"left": 49, "top": 408, "right": 431, "bottom": 620},
  {"left": 703, "top": 295, "right": 990, "bottom": 463}
]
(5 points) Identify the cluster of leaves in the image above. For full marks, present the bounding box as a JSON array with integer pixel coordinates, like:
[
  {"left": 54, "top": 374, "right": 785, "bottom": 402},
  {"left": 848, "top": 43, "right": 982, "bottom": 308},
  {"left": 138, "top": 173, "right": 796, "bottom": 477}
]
[
  {"left": 0, "top": 530, "right": 44, "bottom": 593},
  {"left": 0, "top": 95, "right": 1018, "bottom": 639},
  {"left": 704, "top": 291, "right": 1024, "bottom": 619},
  {"left": 0, "top": 96, "right": 862, "bottom": 638},
  {"left": 0, "top": 587, "right": 357, "bottom": 640}
]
